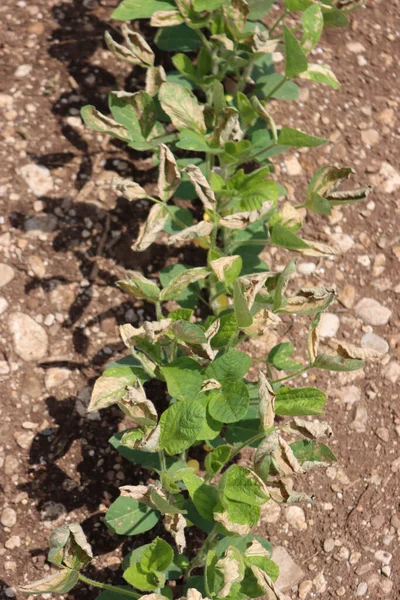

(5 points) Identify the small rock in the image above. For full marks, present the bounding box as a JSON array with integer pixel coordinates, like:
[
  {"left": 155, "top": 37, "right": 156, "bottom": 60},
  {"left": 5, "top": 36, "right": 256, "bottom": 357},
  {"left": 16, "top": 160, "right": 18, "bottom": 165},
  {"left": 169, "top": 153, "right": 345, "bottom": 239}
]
[
  {"left": 45, "top": 367, "right": 70, "bottom": 391},
  {"left": 298, "top": 262, "right": 316, "bottom": 276},
  {"left": 5, "top": 535, "right": 21, "bottom": 550},
  {"left": 14, "top": 431, "right": 35, "bottom": 450},
  {"left": 330, "top": 233, "right": 354, "bottom": 253},
  {"left": 347, "top": 41, "right": 366, "bottom": 53},
  {"left": 380, "top": 579, "right": 393, "bottom": 595},
  {"left": 361, "top": 332, "right": 389, "bottom": 355},
  {"left": 334, "top": 546, "right": 350, "bottom": 562},
  {"left": 355, "top": 298, "right": 392, "bottom": 326},
  {"left": 391, "top": 457, "right": 400, "bottom": 473},
  {"left": 5, "top": 588, "right": 17, "bottom": 598},
  {"left": 318, "top": 313, "right": 340, "bottom": 338},
  {"left": 323, "top": 538, "right": 335, "bottom": 553},
  {"left": 313, "top": 571, "right": 327, "bottom": 594},
  {"left": 28, "top": 255, "right": 46, "bottom": 278},
  {"left": 286, "top": 506, "right": 307, "bottom": 531},
  {"left": 350, "top": 404, "right": 368, "bottom": 433},
  {"left": 391, "top": 514, "right": 400, "bottom": 529},
  {"left": 381, "top": 565, "right": 391, "bottom": 577},
  {"left": 261, "top": 501, "right": 281, "bottom": 524},
  {"left": 285, "top": 156, "right": 302, "bottom": 176},
  {"left": 350, "top": 551, "right": 361, "bottom": 565},
  {"left": 272, "top": 546, "right": 305, "bottom": 592},
  {"left": 376, "top": 427, "right": 389, "bottom": 443},
  {"left": 25, "top": 214, "right": 58, "bottom": 237},
  {"left": 19, "top": 163, "right": 54, "bottom": 197},
  {"left": 0, "top": 360, "right": 10, "bottom": 375},
  {"left": 0, "top": 94, "right": 13, "bottom": 108},
  {"left": 378, "top": 162, "right": 400, "bottom": 194},
  {"left": 40, "top": 501, "right": 67, "bottom": 521},
  {"left": 337, "top": 385, "right": 361, "bottom": 406},
  {"left": 356, "top": 563, "right": 374, "bottom": 576},
  {"left": 383, "top": 360, "right": 400, "bottom": 384},
  {"left": 336, "top": 586, "right": 346, "bottom": 597},
  {"left": 361, "top": 129, "right": 379, "bottom": 146},
  {"left": 298, "top": 580, "right": 313, "bottom": 599},
  {"left": 4, "top": 455, "right": 19, "bottom": 476},
  {"left": 15, "top": 64, "right": 32, "bottom": 77},
  {"left": 1, "top": 507, "right": 17, "bottom": 528},
  {"left": 339, "top": 284, "right": 356, "bottom": 308},
  {"left": 0, "top": 296, "right": 9, "bottom": 315},
  {"left": 377, "top": 109, "right": 394, "bottom": 126},
  {"left": 356, "top": 582, "right": 368, "bottom": 597},
  {"left": 49, "top": 283, "right": 77, "bottom": 311},
  {"left": 374, "top": 550, "right": 392, "bottom": 565},
  {"left": 8, "top": 313, "right": 49, "bottom": 361},
  {"left": 0, "top": 263, "right": 15, "bottom": 287}
]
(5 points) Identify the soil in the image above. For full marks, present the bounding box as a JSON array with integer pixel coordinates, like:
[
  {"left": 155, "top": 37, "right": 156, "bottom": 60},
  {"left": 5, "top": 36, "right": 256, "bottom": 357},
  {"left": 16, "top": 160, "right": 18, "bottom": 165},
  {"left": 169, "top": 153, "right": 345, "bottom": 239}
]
[{"left": 0, "top": 1, "right": 399, "bottom": 599}]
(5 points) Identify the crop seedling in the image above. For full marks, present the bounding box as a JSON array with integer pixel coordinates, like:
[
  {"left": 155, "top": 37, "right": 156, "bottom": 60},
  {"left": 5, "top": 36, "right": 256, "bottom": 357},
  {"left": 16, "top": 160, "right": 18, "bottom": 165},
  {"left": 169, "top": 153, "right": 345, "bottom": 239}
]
[{"left": 21, "top": 1, "right": 374, "bottom": 599}]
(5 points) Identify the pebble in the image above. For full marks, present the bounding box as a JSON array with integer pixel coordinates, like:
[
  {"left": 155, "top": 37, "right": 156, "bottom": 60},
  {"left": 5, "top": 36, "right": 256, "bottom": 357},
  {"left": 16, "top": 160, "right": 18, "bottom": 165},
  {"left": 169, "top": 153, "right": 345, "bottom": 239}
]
[
  {"left": 376, "top": 427, "right": 389, "bottom": 443},
  {"left": 0, "top": 360, "right": 10, "bottom": 375},
  {"left": 28, "top": 255, "right": 46, "bottom": 278},
  {"left": 0, "top": 296, "right": 9, "bottom": 315},
  {"left": 323, "top": 538, "right": 335, "bottom": 553},
  {"left": 8, "top": 313, "right": 49, "bottom": 361},
  {"left": 313, "top": 571, "right": 327, "bottom": 594},
  {"left": 350, "top": 404, "right": 368, "bottom": 433},
  {"left": 272, "top": 546, "right": 305, "bottom": 591},
  {"left": 286, "top": 506, "right": 307, "bottom": 531},
  {"left": 1, "top": 507, "right": 17, "bottom": 528},
  {"left": 383, "top": 360, "right": 400, "bottom": 384},
  {"left": 377, "top": 108, "right": 394, "bottom": 126},
  {"left": 14, "top": 64, "right": 32, "bottom": 77},
  {"left": 374, "top": 550, "right": 392, "bottom": 565},
  {"left": 4, "top": 455, "right": 19, "bottom": 476},
  {"left": 0, "top": 264, "right": 15, "bottom": 287},
  {"left": 5, "top": 535, "right": 21, "bottom": 550},
  {"left": 261, "top": 501, "right": 281, "bottom": 524},
  {"left": 361, "top": 332, "right": 389, "bottom": 355},
  {"left": 361, "top": 129, "right": 379, "bottom": 146},
  {"left": 44, "top": 367, "right": 70, "bottom": 391},
  {"left": 356, "top": 582, "right": 368, "bottom": 596},
  {"left": 4, "top": 588, "right": 17, "bottom": 598},
  {"left": 371, "top": 514, "right": 385, "bottom": 529},
  {"left": 19, "top": 163, "right": 54, "bottom": 196},
  {"left": 298, "top": 580, "right": 313, "bottom": 599},
  {"left": 318, "top": 313, "right": 340, "bottom": 338},
  {"left": 347, "top": 41, "right": 366, "bottom": 53},
  {"left": 298, "top": 262, "right": 316, "bottom": 275},
  {"left": 285, "top": 156, "right": 303, "bottom": 176},
  {"left": 14, "top": 431, "right": 35, "bottom": 450},
  {"left": 330, "top": 232, "right": 355, "bottom": 253},
  {"left": 378, "top": 161, "right": 400, "bottom": 194},
  {"left": 339, "top": 284, "right": 356, "bottom": 308},
  {"left": 334, "top": 546, "right": 350, "bottom": 562},
  {"left": 355, "top": 298, "right": 392, "bottom": 326},
  {"left": 391, "top": 457, "right": 400, "bottom": 473},
  {"left": 40, "top": 501, "right": 67, "bottom": 521},
  {"left": 336, "top": 586, "right": 346, "bottom": 597}
]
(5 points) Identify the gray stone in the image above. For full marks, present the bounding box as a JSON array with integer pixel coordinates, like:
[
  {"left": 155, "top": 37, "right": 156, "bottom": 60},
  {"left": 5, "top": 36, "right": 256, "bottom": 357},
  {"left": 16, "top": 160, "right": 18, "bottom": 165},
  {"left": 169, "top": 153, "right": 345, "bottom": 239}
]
[
  {"left": 45, "top": 367, "right": 70, "bottom": 391},
  {"left": 19, "top": 163, "right": 53, "bottom": 196},
  {"left": 272, "top": 546, "right": 305, "bottom": 592},
  {"left": 286, "top": 506, "right": 307, "bottom": 531},
  {"left": 1, "top": 507, "right": 17, "bottom": 528},
  {"left": 318, "top": 313, "right": 340, "bottom": 338},
  {"left": 383, "top": 360, "right": 400, "bottom": 384},
  {"left": 374, "top": 550, "right": 392, "bottom": 565},
  {"left": 330, "top": 232, "right": 355, "bottom": 253},
  {"left": 361, "top": 332, "right": 389, "bottom": 355},
  {"left": 0, "top": 296, "right": 9, "bottom": 315},
  {"left": 356, "top": 582, "right": 368, "bottom": 597},
  {"left": 8, "top": 313, "right": 48, "bottom": 361},
  {"left": 355, "top": 297, "right": 392, "bottom": 326},
  {"left": 350, "top": 404, "right": 368, "bottom": 433},
  {"left": 0, "top": 264, "right": 15, "bottom": 287}
]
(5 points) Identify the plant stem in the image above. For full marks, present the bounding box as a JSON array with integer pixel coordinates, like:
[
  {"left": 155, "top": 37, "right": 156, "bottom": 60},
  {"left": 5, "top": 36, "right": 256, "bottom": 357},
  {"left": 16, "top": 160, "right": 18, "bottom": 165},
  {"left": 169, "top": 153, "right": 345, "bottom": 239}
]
[
  {"left": 155, "top": 302, "right": 163, "bottom": 321},
  {"left": 185, "top": 527, "right": 218, "bottom": 578},
  {"left": 272, "top": 366, "right": 310, "bottom": 384},
  {"left": 78, "top": 574, "right": 140, "bottom": 599},
  {"left": 263, "top": 76, "right": 288, "bottom": 102},
  {"left": 269, "top": 8, "right": 288, "bottom": 36},
  {"left": 158, "top": 449, "right": 167, "bottom": 472},
  {"left": 230, "top": 432, "right": 266, "bottom": 459}
]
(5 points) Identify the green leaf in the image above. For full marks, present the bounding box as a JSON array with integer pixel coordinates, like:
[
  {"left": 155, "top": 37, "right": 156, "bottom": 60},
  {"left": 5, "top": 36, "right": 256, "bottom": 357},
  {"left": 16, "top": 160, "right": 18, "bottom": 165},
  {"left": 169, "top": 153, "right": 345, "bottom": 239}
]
[
  {"left": 48, "top": 524, "right": 92, "bottom": 569},
  {"left": 109, "top": 92, "right": 154, "bottom": 141},
  {"left": 224, "top": 404, "right": 260, "bottom": 445},
  {"left": 168, "top": 308, "right": 194, "bottom": 322},
  {"left": 117, "top": 271, "right": 160, "bottom": 303},
  {"left": 285, "top": 0, "right": 312, "bottom": 11},
  {"left": 248, "top": 0, "right": 275, "bottom": 19},
  {"left": 161, "top": 357, "right": 204, "bottom": 401},
  {"left": 196, "top": 46, "right": 212, "bottom": 77},
  {"left": 305, "top": 192, "right": 332, "bottom": 215},
  {"left": 290, "top": 439, "right": 336, "bottom": 464},
  {"left": 142, "top": 538, "right": 174, "bottom": 572},
  {"left": 205, "top": 445, "right": 232, "bottom": 476},
  {"left": 155, "top": 25, "right": 201, "bottom": 52},
  {"left": 278, "top": 126, "right": 327, "bottom": 147},
  {"left": 273, "top": 258, "right": 296, "bottom": 311},
  {"left": 237, "top": 92, "right": 258, "bottom": 126},
  {"left": 183, "top": 472, "right": 218, "bottom": 520},
  {"left": 210, "top": 312, "right": 238, "bottom": 349},
  {"left": 220, "top": 465, "right": 268, "bottom": 506},
  {"left": 172, "top": 53, "right": 197, "bottom": 78},
  {"left": 160, "top": 263, "right": 202, "bottom": 308},
  {"left": 160, "top": 266, "right": 209, "bottom": 301},
  {"left": 109, "top": 431, "right": 162, "bottom": 470},
  {"left": 176, "top": 129, "right": 221, "bottom": 153},
  {"left": 160, "top": 400, "right": 206, "bottom": 455},
  {"left": 163, "top": 206, "right": 194, "bottom": 234},
  {"left": 81, "top": 106, "right": 129, "bottom": 141},
  {"left": 215, "top": 499, "right": 261, "bottom": 534},
  {"left": 123, "top": 565, "right": 162, "bottom": 592},
  {"left": 270, "top": 224, "right": 310, "bottom": 251},
  {"left": 301, "top": 5, "right": 323, "bottom": 52},
  {"left": 88, "top": 373, "right": 134, "bottom": 412},
  {"left": 105, "top": 497, "right": 159, "bottom": 536},
  {"left": 275, "top": 386, "right": 326, "bottom": 416},
  {"left": 208, "top": 381, "right": 250, "bottom": 424},
  {"left": 313, "top": 353, "right": 364, "bottom": 372},
  {"left": 268, "top": 342, "right": 302, "bottom": 372},
  {"left": 283, "top": 25, "right": 308, "bottom": 78},
  {"left": 172, "top": 320, "right": 207, "bottom": 345},
  {"left": 233, "top": 280, "right": 253, "bottom": 328},
  {"left": 206, "top": 350, "right": 251, "bottom": 383},
  {"left": 215, "top": 534, "right": 272, "bottom": 557},
  {"left": 194, "top": 0, "right": 225, "bottom": 10},
  {"left": 19, "top": 570, "right": 80, "bottom": 595},
  {"left": 257, "top": 73, "right": 300, "bottom": 101},
  {"left": 197, "top": 394, "right": 223, "bottom": 441},
  {"left": 245, "top": 555, "right": 279, "bottom": 581},
  {"left": 322, "top": 5, "right": 349, "bottom": 27},
  {"left": 112, "top": 0, "right": 174, "bottom": 19},
  {"left": 301, "top": 64, "right": 340, "bottom": 89}
]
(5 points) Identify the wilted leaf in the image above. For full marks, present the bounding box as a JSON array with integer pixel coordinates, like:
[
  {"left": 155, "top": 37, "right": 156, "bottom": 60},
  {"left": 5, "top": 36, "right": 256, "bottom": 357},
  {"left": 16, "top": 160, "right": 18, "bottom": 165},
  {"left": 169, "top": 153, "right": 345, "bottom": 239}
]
[
  {"left": 243, "top": 308, "right": 281, "bottom": 337},
  {"left": 48, "top": 524, "right": 93, "bottom": 570},
  {"left": 120, "top": 320, "right": 172, "bottom": 345},
  {"left": 258, "top": 372, "right": 275, "bottom": 431},
  {"left": 88, "top": 373, "right": 133, "bottom": 412},
  {"left": 120, "top": 381, "right": 158, "bottom": 426},
  {"left": 223, "top": 0, "right": 249, "bottom": 35},
  {"left": 215, "top": 546, "right": 245, "bottom": 597},
  {"left": 208, "top": 108, "right": 243, "bottom": 147},
  {"left": 150, "top": 10, "right": 184, "bottom": 26},
  {"left": 220, "top": 200, "right": 273, "bottom": 230},
  {"left": 251, "top": 566, "right": 289, "bottom": 600},
  {"left": 19, "top": 569, "right": 80, "bottom": 595},
  {"left": 335, "top": 339, "right": 381, "bottom": 361},
  {"left": 167, "top": 220, "right": 214, "bottom": 244},
  {"left": 290, "top": 417, "right": 333, "bottom": 439},
  {"left": 159, "top": 83, "right": 206, "bottom": 134},
  {"left": 158, "top": 144, "right": 181, "bottom": 201},
  {"left": 160, "top": 266, "right": 209, "bottom": 301},
  {"left": 105, "top": 26, "right": 154, "bottom": 66},
  {"left": 81, "top": 106, "right": 129, "bottom": 141},
  {"left": 132, "top": 203, "right": 169, "bottom": 252},
  {"left": 117, "top": 270, "right": 160, "bottom": 302},
  {"left": 164, "top": 513, "right": 187, "bottom": 553},
  {"left": 301, "top": 5, "right": 323, "bottom": 52},
  {"left": 182, "top": 165, "right": 216, "bottom": 210},
  {"left": 146, "top": 65, "right": 167, "bottom": 96},
  {"left": 279, "top": 286, "right": 336, "bottom": 315},
  {"left": 112, "top": 175, "right": 147, "bottom": 201},
  {"left": 300, "top": 64, "right": 340, "bottom": 88}
]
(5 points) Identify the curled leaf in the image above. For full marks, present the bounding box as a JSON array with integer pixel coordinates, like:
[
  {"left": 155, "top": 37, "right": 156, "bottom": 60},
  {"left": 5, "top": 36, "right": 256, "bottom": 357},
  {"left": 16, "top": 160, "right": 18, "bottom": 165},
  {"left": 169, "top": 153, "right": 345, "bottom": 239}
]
[
  {"left": 243, "top": 308, "right": 281, "bottom": 337},
  {"left": 160, "top": 266, "right": 210, "bottom": 301},
  {"left": 167, "top": 220, "right": 214, "bottom": 245},
  {"left": 334, "top": 339, "right": 382, "bottom": 361},
  {"left": 119, "top": 381, "right": 158, "bottom": 426},
  {"left": 216, "top": 547, "right": 245, "bottom": 597},
  {"left": 159, "top": 83, "right": 206, "bottom": 134},
  {"left": 146, "top": 65, "right": 167, "bottom": 97},
  {"left": 220, "top": 200, "right": 273, "bottom": 230},
  {"left": 105, "top": 27, "right": 154, "bottom": 66},
  {"left": 132, "top": 203, "right": 169, "bottom": 251},
  {"left": 251, "top": 566, "right": 290, "bottom": 600},
  {"left": 301, "top": 241, "right": 339, "bottom": 257},
  {"left": 258, "top": 372, "right": 275, "bottom": 431},
  {"left": 182, "top": 165, "right": 216, "bottom": 210},
  {"left": 19, "top": 570, "right": 79, "bottom": 595},
  {"left": 120, "top": 319, "right": 172, "bottom": 345},
  {"left": 48, "top": 523, "right": 93, "bottom": 569},
  {"left": 280, "top": 286, "right": 336, "bottom": 315},
  {"left": 208, "top": 108, "right": 243, "bottom": 146},
  {"left": 81, "top": 106, "right": 129, "bottom": 141},
  {"left": 158, "top": 144, "right": 181, "bottom": 201},
  {"left": 150, "top": 10, "right": 184, "bottom": 26},
  {"left": 112, "top": 175, "right": 147, "bottom": 201},
  {"left": 164, "top": 513, "right": 187, "bottom": 553},
  {"left": 290, "top": 417, "right": 333, "bottom": 439}
]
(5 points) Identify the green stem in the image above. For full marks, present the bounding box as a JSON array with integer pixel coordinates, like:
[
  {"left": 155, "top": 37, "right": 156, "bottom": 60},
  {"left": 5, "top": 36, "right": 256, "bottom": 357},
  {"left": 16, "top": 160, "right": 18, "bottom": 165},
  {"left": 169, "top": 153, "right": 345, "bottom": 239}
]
[
  {"left": 78, "top": 574, "right": 140, "bottom": 599},
  {"left": 230, "top": 432, "right": 266, "bottom": 460},
  {"left": 269, "top": 8, "right": 288, "bottom": 36},
  {"left": 155, "top": 302, "right": 163, "bottom": 321},
  {"left": 158, "top": 449, "right": 167, "bottom": 472},
  {"left": 262, "top": 77, "right": 288, "bottom": 102},
  {"left": 272, "top": 366, "right": 310, "bottom": 384}
]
